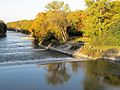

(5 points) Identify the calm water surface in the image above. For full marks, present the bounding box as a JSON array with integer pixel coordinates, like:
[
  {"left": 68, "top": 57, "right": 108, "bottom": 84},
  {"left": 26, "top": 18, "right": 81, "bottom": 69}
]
[
  {"left": 0, "top": 31, "right": 120, "bottom": 90},
  {"left": 0, "top": 61, "right": 119, "bottom": 90}
]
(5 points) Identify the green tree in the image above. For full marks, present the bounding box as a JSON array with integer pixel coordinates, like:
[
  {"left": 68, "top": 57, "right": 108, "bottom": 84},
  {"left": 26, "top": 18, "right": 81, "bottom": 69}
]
[
  {"left": 45, "top": 1, "right": 70, "bottom": 12},
  {"left": 45, "top": 1, "right": 70, "bottom": 43},
  {"left": 46, "top": 10, "right": 69, "bottom": 43},
  {"left": 31, "top": 1, "right": 70, "bottom": 44},
  {"left": 84, "top": 0, "right": 120, "bottom": 45}
]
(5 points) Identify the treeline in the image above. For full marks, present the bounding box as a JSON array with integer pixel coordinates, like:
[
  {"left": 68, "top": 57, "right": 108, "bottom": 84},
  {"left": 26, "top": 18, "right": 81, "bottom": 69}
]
[
  {"left": 7, "top": 0, "right": 120, "bottom": 46},
  {"left": 7, "top": 20, "right": 33, "bottom": 34}
]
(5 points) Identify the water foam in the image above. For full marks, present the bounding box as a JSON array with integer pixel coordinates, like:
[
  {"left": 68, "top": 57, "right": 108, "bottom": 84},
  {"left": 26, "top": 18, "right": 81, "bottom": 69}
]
[{"left": 0, "top": 57, "right": 76, "bottom": 66}]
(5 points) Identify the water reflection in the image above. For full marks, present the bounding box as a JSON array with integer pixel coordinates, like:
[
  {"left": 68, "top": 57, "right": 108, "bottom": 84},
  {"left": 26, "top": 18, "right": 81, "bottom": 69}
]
[
  {"left": 37, "top": 60, "right": 120, "bottom": 90},
  {"left": 71, "top": 62, "right": 82, "bottom": 73},
  {"left": 45, "top": 63, "right": 71, "bottom": 86},
  {"left": 0, "top": 60, "right": 119, "bottom": 90},
  {"left": 83, "top": 60, "right": 120, "bottom": 90}
]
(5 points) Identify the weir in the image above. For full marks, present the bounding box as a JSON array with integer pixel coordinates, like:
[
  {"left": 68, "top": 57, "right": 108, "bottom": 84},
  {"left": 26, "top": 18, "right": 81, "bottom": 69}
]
[{"left": 0, "top": 31, "right": 72, "bottom": 66}]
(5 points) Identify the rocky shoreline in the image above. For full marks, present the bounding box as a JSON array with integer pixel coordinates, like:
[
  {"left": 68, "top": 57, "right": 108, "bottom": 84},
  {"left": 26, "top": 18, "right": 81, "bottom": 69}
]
[
  {"left": 73, "top": 45, "right": 120, "bottom": 61},
  {"left": 7, "top": 29, "right": 120, "bottom": 62},
  {"left": 41, "top": 43, "right": 120, "bottom": 63}
]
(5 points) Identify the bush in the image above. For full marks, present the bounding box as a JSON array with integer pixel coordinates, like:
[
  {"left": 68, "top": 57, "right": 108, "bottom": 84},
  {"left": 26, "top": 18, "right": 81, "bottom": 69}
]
[{"left": 42, "top": 31, "right": 60, "bottom": 46}]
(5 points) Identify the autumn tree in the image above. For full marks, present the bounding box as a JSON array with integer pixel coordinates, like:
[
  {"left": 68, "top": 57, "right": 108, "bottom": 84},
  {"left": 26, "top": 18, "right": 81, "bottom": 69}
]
[
  {"left": 67, "top": 10, "right": 86, "bottom": 36},
  {"left": 30, "top": 12, "right": 48, "bottom": 39},
  {"left": 45, "top": 1, "right": 70, "bottom": 43},
  {"left": 7, "top": 20, "right": 33, "bottom": 31},
  {"left": 31, "top": 1, "right": 70, "bottom": 44}
]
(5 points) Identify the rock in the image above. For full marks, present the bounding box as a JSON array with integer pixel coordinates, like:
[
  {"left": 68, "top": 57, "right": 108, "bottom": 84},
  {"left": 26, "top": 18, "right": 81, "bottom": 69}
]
[{"left": 0, "top": 20, "right": 7, "bottom": 37}]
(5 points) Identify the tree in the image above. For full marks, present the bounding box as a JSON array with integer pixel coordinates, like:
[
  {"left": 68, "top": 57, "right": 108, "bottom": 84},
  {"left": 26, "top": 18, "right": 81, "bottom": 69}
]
[
  {"left": 7, "top": 20, "right": 33, "bottom": 31},
  {"left": 45, "top": 1, "right": 70, "bottom": 43},
  {"left": 30, "top": 1, "right": 70, "bottom": 44},
  {"left": 67, "top": 10, "right": 86, "bottom": 36},
  {"left": 45, "top": 1, "right": 70, "bottom": 12},
  {"left": 46, "top": 10, "right": 69, "bottom": 43},
  {"left": 83, "top": 0, "right": 120, "bottom": 45},
  {"left": 30, "top": 12, "right": 48, "bottom": 39},
  {"left": 85, "top": 0, "right": 95, "bottom": 6}
]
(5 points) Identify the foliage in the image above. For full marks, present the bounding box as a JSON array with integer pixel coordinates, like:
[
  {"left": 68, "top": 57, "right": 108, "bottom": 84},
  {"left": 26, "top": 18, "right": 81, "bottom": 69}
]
[
  {"left": 30, "top": 12, "right": 48, "bottom": 39},
  {"left": 45, "top": 1, "right": 70, "bottom": 12},
  {"left": 84, "top": 0, "right": 120, "bottom": 46},
  {"left": 45, "top": 1, "right": 70, "bottom": 43},
  {"left": 74, "top": 37, "right": 91, "bottom": 43},
  {"left": 31, "top": 1, "right": 70, "bottom": 44},
  {"left": 67, "top": 10, "right": 86, "bottom": 36},
  {"left": 7, "top": 20, "right": 33, "bottom": 31},
  {"left": 7, "top": 0, "right": 120, "bottom": 46}
]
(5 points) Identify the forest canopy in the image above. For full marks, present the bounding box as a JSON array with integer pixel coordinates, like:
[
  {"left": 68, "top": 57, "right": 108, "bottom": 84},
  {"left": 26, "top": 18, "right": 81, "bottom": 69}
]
[{"left": 7, "top": 0, "right": 120, "bottom": 46}]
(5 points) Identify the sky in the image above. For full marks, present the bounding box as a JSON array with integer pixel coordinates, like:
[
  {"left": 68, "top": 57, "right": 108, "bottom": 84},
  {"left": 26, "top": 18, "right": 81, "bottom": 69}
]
[{"left": 0, "top": 0, "right": 86, "bottom": 23}]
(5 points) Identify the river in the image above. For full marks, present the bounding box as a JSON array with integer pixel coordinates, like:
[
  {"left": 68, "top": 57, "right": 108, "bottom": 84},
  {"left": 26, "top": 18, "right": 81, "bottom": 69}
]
[
  {"left": 0, "top": 31, "right": 120, "bottom": 90},
  {"left": 0, "top": 31, "right": 72, "bottom": 66}
]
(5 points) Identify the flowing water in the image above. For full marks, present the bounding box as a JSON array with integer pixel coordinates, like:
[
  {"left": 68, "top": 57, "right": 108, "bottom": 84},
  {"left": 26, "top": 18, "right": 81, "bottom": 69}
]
[
  {"left": 0, "top": 31, "right": 72, "bottom": 66},
  {"left": 0, "top": 31, "right": 120, "bottom": 90}
]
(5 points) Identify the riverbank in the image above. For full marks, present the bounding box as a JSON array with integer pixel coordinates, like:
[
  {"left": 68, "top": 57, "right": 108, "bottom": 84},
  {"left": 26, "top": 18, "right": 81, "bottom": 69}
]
[
  {"left": 73, "top": 45, "right": 120, "bottom": 61},
  {"left": 42, "top": 43, "right": 120, "bottom": 62},
  {"left": 6, "top": 29, "right": 120, "bottom": 62},
  {"left": 7, "top": 28, "right": 31, "bottom": 35}
]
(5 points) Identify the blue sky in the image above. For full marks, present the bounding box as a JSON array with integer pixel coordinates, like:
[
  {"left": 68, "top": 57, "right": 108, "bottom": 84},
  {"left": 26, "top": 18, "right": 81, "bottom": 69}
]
[{"left": 0, "top": 0, "right": 86, "bottom": 22}]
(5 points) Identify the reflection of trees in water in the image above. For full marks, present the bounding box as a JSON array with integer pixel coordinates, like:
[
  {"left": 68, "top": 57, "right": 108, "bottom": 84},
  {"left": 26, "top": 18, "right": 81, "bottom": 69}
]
[
  {"left": 83, "top": 75, "right": 105, "bottom": 90},
  {"left": 83, "top": 60, "right": 120, "bottom": 90},
  {"left": 104, "top": 73, "right": 120, "bottom": 86},
  {"left": 37, "top": 60, "right": 120, "bottom": 89},
  {"left": 46, "top": 63, "right": 71, "bottom": 86},
  {"left": 71, "top": 62, "right": 83, "bottom": 72}
]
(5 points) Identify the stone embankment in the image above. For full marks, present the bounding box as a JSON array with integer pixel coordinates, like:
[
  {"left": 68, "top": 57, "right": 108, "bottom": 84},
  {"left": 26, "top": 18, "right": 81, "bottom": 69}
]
[
  {"left": 43, "top": 43, "right": 120, "bottom": 62},
  {"left": 40, "top": 44, "right": 74, "bottom": 56},
  {"left": 73, "top": 45, "right": 120, "bottom": 61}
]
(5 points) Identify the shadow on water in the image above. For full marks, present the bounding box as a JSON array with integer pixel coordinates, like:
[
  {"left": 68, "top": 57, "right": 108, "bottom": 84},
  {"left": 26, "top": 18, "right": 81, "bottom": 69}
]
[
  {"left": 83, "top": 60, "right": 120, "bottom": 90},
  {"left": 45, "top": 63, "right": 71, "bottom": 86},
  {"left": 36, "top": 60, "right": 120, "bottom": 90},
  {"left": 0, "top": 60, "right": 119, "bottom": 90}
]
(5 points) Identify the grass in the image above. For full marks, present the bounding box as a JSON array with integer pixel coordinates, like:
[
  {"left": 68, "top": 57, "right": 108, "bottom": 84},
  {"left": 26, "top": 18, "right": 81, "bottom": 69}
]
[
  {"left": 93, "top": 46, "right": 120, "bottom": 51},
  {"left": 73, "top": 37, "right": 91, "bottom": 43},
  {"left": 73, "top": 37, "right": 120, "bottom": 51},
  {"left": 72, "top": 37, "right": 120, "bottom": 58}
]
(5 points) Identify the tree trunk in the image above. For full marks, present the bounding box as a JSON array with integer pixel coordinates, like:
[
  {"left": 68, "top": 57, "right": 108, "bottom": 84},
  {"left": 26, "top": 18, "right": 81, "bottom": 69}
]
[{"left": 60, "top": 26, "right": 68, "bottom": 43}]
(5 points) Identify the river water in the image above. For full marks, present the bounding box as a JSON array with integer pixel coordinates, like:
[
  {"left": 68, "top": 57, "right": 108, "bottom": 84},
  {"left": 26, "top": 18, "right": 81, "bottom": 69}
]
[{"left": 0, "top": 31, "right": 120, "bottom": 90}]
